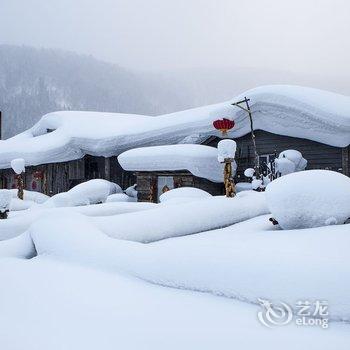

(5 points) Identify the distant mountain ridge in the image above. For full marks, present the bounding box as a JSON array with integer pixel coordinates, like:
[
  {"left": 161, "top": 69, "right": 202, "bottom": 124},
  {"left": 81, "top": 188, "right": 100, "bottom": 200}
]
[{"left": 0, "top": 45, "right": 193, "bottom": 139}]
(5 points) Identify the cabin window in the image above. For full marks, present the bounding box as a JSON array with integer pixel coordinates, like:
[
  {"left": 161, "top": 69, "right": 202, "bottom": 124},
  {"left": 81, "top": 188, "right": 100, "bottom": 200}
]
[
  {"left": 157, "top": 176, "right": 174, "bottom": 201},
  {"left": 259, "top": 154, "right": 276, "bottom": 176}
]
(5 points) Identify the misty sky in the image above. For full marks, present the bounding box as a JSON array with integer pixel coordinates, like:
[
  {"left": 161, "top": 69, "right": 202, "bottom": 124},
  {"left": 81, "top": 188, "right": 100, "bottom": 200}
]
[{"left": 1, "top": 0, "right": 350, "bottom": 77}]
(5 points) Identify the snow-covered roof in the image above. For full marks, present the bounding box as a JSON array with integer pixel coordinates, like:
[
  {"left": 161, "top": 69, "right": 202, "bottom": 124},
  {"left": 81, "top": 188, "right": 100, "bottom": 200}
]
[
  {"left": 118, "top": 144, "right": 224, "bottom": 182},
  {"left": 1, "top": 85, "right": 350, "bottom": 169}
]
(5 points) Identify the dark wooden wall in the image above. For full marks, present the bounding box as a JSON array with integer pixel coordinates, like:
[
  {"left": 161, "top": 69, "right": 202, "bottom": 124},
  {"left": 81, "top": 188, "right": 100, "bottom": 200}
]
[
  {"left": 204, "top": 130, "right": 348, "bottom": 178},
  {"left": 135, "top": 171, "right": 223, "bottom": 203},
  {"left": 0, "top": 155, "right": 136, "bottom": 195}
]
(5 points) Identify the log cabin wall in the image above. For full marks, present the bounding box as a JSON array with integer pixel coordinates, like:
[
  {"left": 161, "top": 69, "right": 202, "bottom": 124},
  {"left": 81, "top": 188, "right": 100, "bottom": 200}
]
[
  {"left": 135, "top": 171, "right": 224, "bottom": 203},
  {"left": 0, "top": 155, "right": 136, "bottom": 195},
  {"left": 204, "top": 130, "right": 347, "bottom": 179}
]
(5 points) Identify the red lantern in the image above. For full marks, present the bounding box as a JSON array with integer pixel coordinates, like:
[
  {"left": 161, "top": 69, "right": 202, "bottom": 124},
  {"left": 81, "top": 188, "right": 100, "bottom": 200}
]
[
  {"left": 213, "top": 118, "right": 235, "bottom": 135},
  {"left": 33, "top": 170, "right": 44, "bottom": 180}
]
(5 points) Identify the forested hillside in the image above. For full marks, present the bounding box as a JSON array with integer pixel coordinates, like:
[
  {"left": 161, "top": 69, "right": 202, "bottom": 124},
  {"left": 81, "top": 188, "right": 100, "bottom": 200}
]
[{"left": 0, "top": 45, "right": 192, "bottom": 138}]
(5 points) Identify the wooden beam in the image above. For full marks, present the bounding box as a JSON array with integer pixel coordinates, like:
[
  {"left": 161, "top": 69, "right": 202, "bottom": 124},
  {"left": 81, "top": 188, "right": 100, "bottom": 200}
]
[{"left": 342, "top": 146, "right": 350, "bottom": 176}]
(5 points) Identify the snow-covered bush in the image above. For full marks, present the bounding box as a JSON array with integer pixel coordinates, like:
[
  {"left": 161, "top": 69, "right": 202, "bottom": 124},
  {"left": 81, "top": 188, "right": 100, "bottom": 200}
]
[
  {"left": 9, "top": 189, "right": 49, "bottom": 204},
  {"left": 43, "top": 193, "right": 74, "bottom": 208},
  {"left": 266, "top": 170, "right": 350, "bottom": 229},
  {"left": 0, "top": 190, "right": 12, "bottom": 214},
  {"left": 10, "top": 158, "right": 25, "bottom": 174},
  {"left": 275, "top": 150, "right": 307, "bottom": 176},
  {"left": 124, "top": 184, "right": 138, "bottom": 198},
  {"left": 106, "top": 193, "right": 137, "bottom": 203},
  {"left": 9, "top": 198, "right": 36, "bottom": 211},
  {"left": 67, "top": 179, "right": 122, "bottom": 206},
  {"left": 251, "top": 178, "right": 263, "bottom": 190},
  {"left": 244, "top": 168, "right": 255, "bottom": 178},
  {"left": 43, "top": 179, "right": 122, "bottom": 208},
  {"left": 217, "top": 139, "right": 236, "bottom": 163},
  {"left": 159, "top": 187, "right": 212, "bottom": 204}
]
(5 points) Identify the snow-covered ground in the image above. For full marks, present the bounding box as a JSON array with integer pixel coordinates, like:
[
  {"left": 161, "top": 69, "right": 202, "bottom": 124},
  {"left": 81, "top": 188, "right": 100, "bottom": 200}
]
[
  {"left": 1, "top": 170, "right": 350, "bottom": 349},
  {"left": 2, "top": 257, "right": 349, "bottom": 350}
]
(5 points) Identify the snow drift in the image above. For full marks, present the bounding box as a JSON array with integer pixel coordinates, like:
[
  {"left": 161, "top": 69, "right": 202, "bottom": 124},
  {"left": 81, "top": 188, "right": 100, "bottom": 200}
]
[
  {"left": 4, "top": 211, "right": 350, "bottom": 322},
  {"left": 159, "top": 187, "right": 212, "bottom": 204},
  {"left": 266, "top": 170, "right": 350, "bottom": 229},
  {"left": 91, "top": 191, "right": 269, "bottom": 242}
]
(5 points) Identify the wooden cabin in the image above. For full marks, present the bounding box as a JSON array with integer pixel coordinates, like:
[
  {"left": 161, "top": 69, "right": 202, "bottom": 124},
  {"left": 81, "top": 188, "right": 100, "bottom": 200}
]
[
  {"left": 0, "top": 130, "right": 348, "bottom": 200},
  {"left": 204, "top": 130, "right": 349, "bottom": 178},
  {"left": 120, "top": 130, "right": 349, "bottom": 203},
  {"left": 0, "top": 155, "right": 135, "bottom": 195}
]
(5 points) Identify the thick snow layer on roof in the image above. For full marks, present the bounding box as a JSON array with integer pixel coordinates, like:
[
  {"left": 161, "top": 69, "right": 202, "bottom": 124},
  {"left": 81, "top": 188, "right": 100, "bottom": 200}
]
[
  {"left": 118, "top": 144, "right": 225, "bottom": 182},
  {"left": 1, "top": 85, "right": 350, "bottom": 169}
]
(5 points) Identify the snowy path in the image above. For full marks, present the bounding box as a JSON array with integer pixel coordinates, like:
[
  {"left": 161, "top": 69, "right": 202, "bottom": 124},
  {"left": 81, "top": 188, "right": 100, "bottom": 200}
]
[{"left": 0, "top": 257, "right": 349, "bottom": 350}]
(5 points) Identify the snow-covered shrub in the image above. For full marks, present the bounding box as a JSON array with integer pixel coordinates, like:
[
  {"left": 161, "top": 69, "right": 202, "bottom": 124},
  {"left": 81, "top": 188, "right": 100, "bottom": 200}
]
[
  {"left": 159, "top": 187, "right": 212, "bottom": 204},
  {"left": 68, "top": 179, "right": 122, "bottom": 206},
  {"left": 124, "top": 184, "right": 138, "bottom": 198},
  {"left": 9, "top": 189, "right": 49, "bottom": 204},
  {"left": 10, "top": 158, "right": 25, "bottom": 174},
  {"left": 217, "top": 139, "right": 236, "bottom": 163},
  {"left": 9, "top": 198, "right": 36, "bottom": 211},
  {"left": 106, "top": 193, "right": 137, "bottom": 203},
  {"left": 0, "top": 190, "right": 12, "bottom": 213},
  {"left": 251, "top": 178, "right": 263, "bottom": 190},
  {"left": 275, "top": 150, "right": 307, "bottom": 176},
  {"left": 235, "top": 182, "right": 253, "bottom": 192},
  {"left": 244, "top": 168, "right": 255, "bottom": 178},
  {"left": 43, "top": 193, "right": 74, "bottom": 208},
  {"left": 266, "top": 170, "right": 350, "bottom": 229},
  {"left": 43, "top": 179, "right": 122, "bottom": 208}
]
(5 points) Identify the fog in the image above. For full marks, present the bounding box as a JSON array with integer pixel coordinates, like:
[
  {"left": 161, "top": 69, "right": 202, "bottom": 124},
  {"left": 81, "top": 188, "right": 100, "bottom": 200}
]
[{"left": 2, "top": 0, "right": 350, "bottom": 78}]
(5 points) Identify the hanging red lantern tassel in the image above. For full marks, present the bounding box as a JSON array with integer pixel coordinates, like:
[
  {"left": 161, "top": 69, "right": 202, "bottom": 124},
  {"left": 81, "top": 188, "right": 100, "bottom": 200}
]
[{"left": 213, "top": 118, "right": 235, "bottom": 136}]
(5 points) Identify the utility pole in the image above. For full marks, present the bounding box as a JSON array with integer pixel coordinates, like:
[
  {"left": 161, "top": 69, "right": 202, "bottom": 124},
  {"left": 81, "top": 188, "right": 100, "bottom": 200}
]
[{"left": 231, "top": 97, "right": 260, "bottom": 177}]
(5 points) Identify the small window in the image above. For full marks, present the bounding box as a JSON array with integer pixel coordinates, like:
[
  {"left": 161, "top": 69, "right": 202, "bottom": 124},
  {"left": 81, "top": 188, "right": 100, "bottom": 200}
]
[{"left": 157, "top": 176, "right": 174, "bottom": 201}]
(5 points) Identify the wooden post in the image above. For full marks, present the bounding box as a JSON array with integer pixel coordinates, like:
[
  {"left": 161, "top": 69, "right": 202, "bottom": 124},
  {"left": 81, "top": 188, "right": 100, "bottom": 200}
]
[
  {"left": 104, "top": 157, "right": 111, "bottom": 181},
  {"left": 224, "top": 160, "right": 236, "bottom": 197},
  {"left": 342, "top": 146, "right": 350, "bottom": 176},
  {"left": 244, "top": 98, "right": 260, "bottom": 177},
  {"left": 16, "top": 174, "right": 24, "bottom": 200},
  {"left": 231, "top": 97, "right": 260, "bottom": 177}
]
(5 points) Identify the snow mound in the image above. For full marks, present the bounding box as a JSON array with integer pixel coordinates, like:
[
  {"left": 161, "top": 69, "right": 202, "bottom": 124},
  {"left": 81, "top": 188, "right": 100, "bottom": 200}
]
[
  {"left": 106, "top": 193, "right": 137, "bottom": 203},
  {"left": 6, "top": 211, "right": 348, "bottom": 322},
  {"left": 92, "top": 191, "right": 268, "bottom": 242},
  {"left": 43, "top": 192, "right": 74, "bottom": 208},
  {"left": 266, "top": 170, "right": 350, "bottom": 229},
  {"left": 10, "top": 198, "right": 36, "bottom": 211},
  {"left": 159, "top": 187, "right": 212, "bottom": 204},
  {"left": 10, "top": 189, "right": 49, "bottom": 204},
  {"left": 43, "top": 179, "right": 122, "bottom": 207},
  {"left": 118, "top": 144, "right": 225, "bottom": 183},
  {"left": 10, "top": 158, "right": 25, "bottom": 174},
  {"left": 275, "top": 150, "right": 307, "bottom": 176},
  {"left": 217, "top": 139, "right": 236, "bottom": 162},
  {"left": 124, "top": 184, "right": 138, "bottom": 198},
  {"left": 0, "top": 190, "right": 12, "bottom": 213}
]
